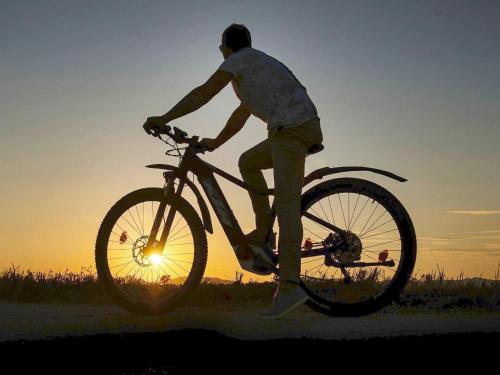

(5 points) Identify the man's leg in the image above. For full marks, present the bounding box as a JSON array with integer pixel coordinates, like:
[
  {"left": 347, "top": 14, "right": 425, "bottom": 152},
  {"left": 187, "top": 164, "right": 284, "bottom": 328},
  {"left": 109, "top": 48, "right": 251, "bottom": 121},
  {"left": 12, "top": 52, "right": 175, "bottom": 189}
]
[
  {"left": 270, "top": 118, "right": 323, "bottom": 285},
  {"left": 258, "top": 118, "right": 323, "bottom": 319},
  {"left": 269, "top": 134, "right": 307, "bottom": 285},
  {"left": 238, "top": 139, "right": 273, "bottom": 242}
]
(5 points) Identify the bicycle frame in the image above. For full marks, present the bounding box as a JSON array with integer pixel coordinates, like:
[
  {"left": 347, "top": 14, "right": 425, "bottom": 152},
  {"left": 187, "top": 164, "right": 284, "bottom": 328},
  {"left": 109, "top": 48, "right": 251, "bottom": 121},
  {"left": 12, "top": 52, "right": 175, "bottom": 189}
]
[
  {"left": 144, "top": 141, "right": 279, "bottom": 272},
  {"left": 144, "top": 138, "right": 406, "bottom": 273}
]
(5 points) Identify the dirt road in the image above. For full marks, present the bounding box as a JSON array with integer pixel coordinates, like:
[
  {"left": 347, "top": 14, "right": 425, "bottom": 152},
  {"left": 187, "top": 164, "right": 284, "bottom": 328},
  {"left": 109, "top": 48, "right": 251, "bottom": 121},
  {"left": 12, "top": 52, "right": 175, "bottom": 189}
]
[{"left": 1, "top": 302, "right": 499, "bottom": 342}]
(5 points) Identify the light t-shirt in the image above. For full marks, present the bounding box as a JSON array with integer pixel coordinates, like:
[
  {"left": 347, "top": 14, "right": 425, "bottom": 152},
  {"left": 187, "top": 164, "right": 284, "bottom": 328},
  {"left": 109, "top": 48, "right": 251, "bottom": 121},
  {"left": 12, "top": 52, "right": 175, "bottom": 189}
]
[{"left": 218, "top": 47, "right": 319, "bottom": 131}]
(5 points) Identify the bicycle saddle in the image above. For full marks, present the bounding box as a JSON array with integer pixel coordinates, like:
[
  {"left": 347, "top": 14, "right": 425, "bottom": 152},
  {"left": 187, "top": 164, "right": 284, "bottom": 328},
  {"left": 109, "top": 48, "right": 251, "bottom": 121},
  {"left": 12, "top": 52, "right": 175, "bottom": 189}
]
[{"left": 307, "top": 143, "right": 324, "bottom": 155}]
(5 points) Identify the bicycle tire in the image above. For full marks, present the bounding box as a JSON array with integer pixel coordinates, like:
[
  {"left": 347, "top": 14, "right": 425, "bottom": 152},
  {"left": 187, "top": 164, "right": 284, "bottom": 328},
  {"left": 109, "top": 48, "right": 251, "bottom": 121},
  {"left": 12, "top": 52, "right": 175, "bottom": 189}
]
[
  {"left": 300, "top": 178, "right": 416, "bottom": 316},
  {"left": 95, "top": 187, "right": 207, "bottom": 315}
]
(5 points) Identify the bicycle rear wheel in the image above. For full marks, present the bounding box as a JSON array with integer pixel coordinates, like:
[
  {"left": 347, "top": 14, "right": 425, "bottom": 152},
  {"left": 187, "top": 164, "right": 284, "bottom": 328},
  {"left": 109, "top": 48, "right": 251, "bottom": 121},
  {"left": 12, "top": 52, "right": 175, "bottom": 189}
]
[
  {"left": 95, "top": 188, "right": 207, "bottom": 315},
  {"left": 298, "top": 178, "right": 416, "bottom": 316}
]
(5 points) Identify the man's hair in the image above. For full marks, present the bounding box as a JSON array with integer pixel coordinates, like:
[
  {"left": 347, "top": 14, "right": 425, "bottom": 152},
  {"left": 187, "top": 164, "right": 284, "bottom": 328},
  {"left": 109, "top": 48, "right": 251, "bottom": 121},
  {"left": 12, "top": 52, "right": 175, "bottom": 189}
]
[{"left": 222, "top": 23, "right": 252, "bottom": 52}]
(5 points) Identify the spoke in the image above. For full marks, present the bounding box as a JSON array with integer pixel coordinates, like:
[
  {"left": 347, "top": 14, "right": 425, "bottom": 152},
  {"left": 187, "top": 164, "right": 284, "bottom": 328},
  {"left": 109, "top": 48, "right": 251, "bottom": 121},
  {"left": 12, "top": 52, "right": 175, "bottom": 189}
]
[
  {"left": 123, "top": 262, "right": 139, "bottom": 278},
  {"left": 153, "top": 266, "right": 160, "bottom": 283},
  {"left": 166, "top": 257, "right": 191, "bottom": 274},
  {"left": 347, "top": 193, "right": 350, "bottom": 229},
  {"left": 303, "top": 226, "right": 327, "bottom": 241},
  {"left": 166, "top": 232, "right": 192, "bottom": 244},
  {"left": 160, "top": 213, "right": 183, "bottom": 240},
  {"left": 314, "top": 265, "right": 327, "bottom": 278},
  {"left": 114, "top": 260, "right": 134, "bottom": 275},
  {"left": 110, "top": 260, "right": 133, "bottom": 270},
  {"left": 327, "top": 195, "right": 336, "bottom": 226},
  {"left": 120, "top": 262, "right": 138, "bottom": 278},
  {"left": 363, "top": 249, "right": 401, "bottom": 253},
  {"left": 302, "top": 257, "right": 324, "bottom": 265},
  {"left": 359, "top": 202, "right": 379, "bottom": 236},
  {"left": 359, "top": 209, "right": 387, "bottom": 237},
  {"left": 133, "top": 205, "right": 144, "bottom": 235},
  {"left": 157, "top": 263, "right": 170, "bottom": 278},
  {"left": 337, "top": 194, "right": 348, "bottom": 228},
  {"left": 349, "top": 196, "right": 369, "bottom": 232},
  {"left": 163, "top": 261, "right": 182, "bottom": 279},
  {"left": 348, "top": 194, "right": 360, "bottom": 231},
  {"left": 332, "top": 267, "right": 339, "bottom": 280},
  {"left": 310, "top": 206, "right": 327, "bottom": 225},
  {"left": 361, "top": 228, "right": 399, "bottom": 240},
  {"left": 317, "top": 200, "right": 331, "bottom": 226},
  {"left": 165, "top": 251, "right": 194, "bottom": 256},
  {"left": 127, "top": 209, "right": 144, "bottom": 237},
  {"left": 363, "top": 238, "right": 400, "bottom": 250},
  {"left": 168, "top": 222, "right": 189, "bottom": 242},
  {"left": 166, "top": 242, "right": 193, "bottom": 247},
  {"left": 164, "top": 257, "right": 193, "bottom": 265},
  {"left": 360, "top": 218, "right": 395, "bottom": 238},
  {"left": 119, "top": 215, "right": 142, "bottom": 238},
  {"left": 302, "top": 274, "right": 330, "bottom": 282},
  {"left": 128, "top": 264, "right": 143, "bottom": 280},
  {"left": 307, "top": 261, "right": 324, "bottom": 273}
]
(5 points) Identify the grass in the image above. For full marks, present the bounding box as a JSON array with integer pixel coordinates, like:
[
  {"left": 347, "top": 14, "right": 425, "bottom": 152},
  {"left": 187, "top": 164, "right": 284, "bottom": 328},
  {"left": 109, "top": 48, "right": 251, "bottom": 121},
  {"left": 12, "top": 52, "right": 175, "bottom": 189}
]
[{"left": 0, "top": 264, "right": 499, "bottom": 312}]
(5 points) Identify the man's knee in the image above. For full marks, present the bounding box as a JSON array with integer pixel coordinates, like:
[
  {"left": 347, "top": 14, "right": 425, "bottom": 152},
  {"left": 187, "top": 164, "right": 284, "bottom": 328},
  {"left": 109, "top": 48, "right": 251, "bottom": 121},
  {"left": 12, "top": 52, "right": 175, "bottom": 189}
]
[{"left": 238, "top": 151, "right": 252, "bottom": 171}]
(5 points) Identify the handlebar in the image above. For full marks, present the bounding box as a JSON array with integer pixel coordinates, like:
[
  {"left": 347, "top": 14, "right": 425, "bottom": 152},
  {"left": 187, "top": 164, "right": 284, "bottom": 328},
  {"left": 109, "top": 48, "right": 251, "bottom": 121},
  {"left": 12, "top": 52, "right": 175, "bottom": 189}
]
[{"left": 151, "top": 124, "right": 212, "bottom": 154}]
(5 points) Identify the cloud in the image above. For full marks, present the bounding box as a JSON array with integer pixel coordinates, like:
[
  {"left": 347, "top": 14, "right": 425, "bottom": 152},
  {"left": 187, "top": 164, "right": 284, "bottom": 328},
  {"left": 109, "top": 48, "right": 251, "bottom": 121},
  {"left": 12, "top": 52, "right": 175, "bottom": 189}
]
[
  {"left": 419, "top": 235, "right": 500, "bottom": 242},
  {"left": 466, "top": 229, "right": 500, "bottom": 234},
  {"left": 446, "top": 210, "right": 500, "bottom": 215},
  {"left": 483, "top": 243, "right": 500, "bottom": 249}
]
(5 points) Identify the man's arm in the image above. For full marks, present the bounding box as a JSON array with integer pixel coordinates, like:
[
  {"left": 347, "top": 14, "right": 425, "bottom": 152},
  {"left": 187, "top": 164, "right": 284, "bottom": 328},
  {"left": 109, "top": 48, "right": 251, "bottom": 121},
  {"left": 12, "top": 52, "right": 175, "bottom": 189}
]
[
  {"left": 160, "top": 69, "right": 233, "bottom": 123},
  {"left": 213, "top": 103, "right": 251, "bottom": 148},
  {"left": 197, "top": 104, "right": 251, "bottom": 150}
]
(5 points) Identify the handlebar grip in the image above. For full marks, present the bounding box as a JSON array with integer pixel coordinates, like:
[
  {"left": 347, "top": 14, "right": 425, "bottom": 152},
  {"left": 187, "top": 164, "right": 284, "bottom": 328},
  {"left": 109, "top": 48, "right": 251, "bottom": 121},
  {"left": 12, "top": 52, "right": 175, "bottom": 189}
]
[{"left": 152, "top": 124, "right": 171, "bottom": 137}]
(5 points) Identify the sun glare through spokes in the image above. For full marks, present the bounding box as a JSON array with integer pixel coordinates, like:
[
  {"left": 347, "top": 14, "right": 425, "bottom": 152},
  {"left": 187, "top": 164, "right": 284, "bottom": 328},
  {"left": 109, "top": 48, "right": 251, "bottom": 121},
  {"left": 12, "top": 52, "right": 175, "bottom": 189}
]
[
  {"left": 149, "top": 254, "right": 163, "bottom": 265},
  {"left": 107, "top": 199, "right": 196, "bottom": 288}
]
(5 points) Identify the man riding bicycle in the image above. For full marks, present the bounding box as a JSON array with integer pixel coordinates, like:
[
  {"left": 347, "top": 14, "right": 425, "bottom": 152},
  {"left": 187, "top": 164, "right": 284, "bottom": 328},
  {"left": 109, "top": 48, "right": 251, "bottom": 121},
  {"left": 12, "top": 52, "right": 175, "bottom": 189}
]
[{"left": 143, "top": 23, "right": 323, "bottom": 319}]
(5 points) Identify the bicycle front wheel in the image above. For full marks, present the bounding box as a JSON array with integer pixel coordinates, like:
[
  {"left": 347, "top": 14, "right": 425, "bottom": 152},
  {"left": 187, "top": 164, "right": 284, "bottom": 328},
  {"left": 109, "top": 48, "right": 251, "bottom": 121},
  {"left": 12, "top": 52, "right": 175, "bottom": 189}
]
[
  {"left": 299, "top": 178, "right": 416, "bottom": 316},
  {"left": 95, "top": 188, "right": 207, "bottom": 315}
]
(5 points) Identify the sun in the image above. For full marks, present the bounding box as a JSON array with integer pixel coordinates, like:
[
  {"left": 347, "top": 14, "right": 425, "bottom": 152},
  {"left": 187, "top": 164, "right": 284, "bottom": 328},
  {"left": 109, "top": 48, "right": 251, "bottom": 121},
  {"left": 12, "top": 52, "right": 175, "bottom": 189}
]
[{"left": 148, "top": 254, "right": 163, "bottom": 265}]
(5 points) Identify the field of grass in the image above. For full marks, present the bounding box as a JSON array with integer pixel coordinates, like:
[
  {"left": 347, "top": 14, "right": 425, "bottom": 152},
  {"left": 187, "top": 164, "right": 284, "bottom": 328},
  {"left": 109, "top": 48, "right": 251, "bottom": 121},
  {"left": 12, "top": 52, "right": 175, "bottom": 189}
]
[{"left": 0, "top": 265, "right": 499, "bottom": 312}]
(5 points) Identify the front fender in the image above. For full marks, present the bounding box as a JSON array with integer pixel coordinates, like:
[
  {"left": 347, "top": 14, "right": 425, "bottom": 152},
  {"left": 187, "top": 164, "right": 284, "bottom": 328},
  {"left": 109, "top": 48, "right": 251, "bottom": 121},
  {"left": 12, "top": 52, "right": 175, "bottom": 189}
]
[
  {"left": 146, "top": 164, "right": 213, "bottom": 234},
  {"left": 303, "top": 166, "right": 407, "bottom": 187}
]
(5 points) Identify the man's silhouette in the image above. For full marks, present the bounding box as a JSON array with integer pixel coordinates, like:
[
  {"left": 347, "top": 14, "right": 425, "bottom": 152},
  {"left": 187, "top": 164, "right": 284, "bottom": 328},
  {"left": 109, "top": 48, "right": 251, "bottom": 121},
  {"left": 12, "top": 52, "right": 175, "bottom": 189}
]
[{"left": 144, "top": 23, "right": 323, "bottom": 318}]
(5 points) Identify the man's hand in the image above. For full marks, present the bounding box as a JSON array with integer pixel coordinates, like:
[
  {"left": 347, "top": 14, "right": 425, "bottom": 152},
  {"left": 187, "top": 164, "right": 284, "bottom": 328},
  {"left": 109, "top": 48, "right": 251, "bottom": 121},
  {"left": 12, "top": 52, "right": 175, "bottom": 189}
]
[
  {"left": 199, "top": 138, "right": 219, "bottom": 152},
  {"left": 143, "top": 115, "right": 167, "bottom": 135}
]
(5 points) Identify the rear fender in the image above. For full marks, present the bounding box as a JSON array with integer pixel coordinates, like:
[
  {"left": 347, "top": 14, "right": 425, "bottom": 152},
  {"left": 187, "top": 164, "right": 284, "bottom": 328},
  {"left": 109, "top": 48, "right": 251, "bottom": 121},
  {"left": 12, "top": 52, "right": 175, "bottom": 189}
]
[{"left": 303, "top": 166, "right": 407, "bottom": 187}]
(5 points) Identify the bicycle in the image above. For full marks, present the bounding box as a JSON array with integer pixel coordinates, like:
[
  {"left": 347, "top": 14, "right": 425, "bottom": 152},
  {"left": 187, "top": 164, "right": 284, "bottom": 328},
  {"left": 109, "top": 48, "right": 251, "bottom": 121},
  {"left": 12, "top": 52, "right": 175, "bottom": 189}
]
[{"left": 95, "top": 125, "right": 416, "bottom": 316}]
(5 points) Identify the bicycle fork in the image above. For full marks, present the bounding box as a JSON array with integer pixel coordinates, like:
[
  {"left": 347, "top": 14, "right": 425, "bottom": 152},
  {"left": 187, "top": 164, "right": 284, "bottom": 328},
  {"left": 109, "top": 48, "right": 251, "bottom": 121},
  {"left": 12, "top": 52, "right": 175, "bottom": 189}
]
[{"left": 143, "top": 171, "right": 184, "bottom": 257}]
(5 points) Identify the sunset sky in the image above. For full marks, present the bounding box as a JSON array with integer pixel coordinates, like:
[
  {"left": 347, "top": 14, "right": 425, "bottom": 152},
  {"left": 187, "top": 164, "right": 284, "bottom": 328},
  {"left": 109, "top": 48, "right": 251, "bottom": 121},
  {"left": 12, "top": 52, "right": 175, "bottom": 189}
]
[{"left": 1, "top": 1, "right": 499, "bottom": 280}]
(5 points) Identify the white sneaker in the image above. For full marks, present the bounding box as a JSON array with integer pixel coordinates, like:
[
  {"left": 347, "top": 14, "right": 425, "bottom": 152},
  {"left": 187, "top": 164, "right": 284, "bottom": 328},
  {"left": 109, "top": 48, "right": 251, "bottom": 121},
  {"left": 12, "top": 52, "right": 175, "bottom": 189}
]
[{"left": 258, "top": 281, "right": 309, "bottom": 319}]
